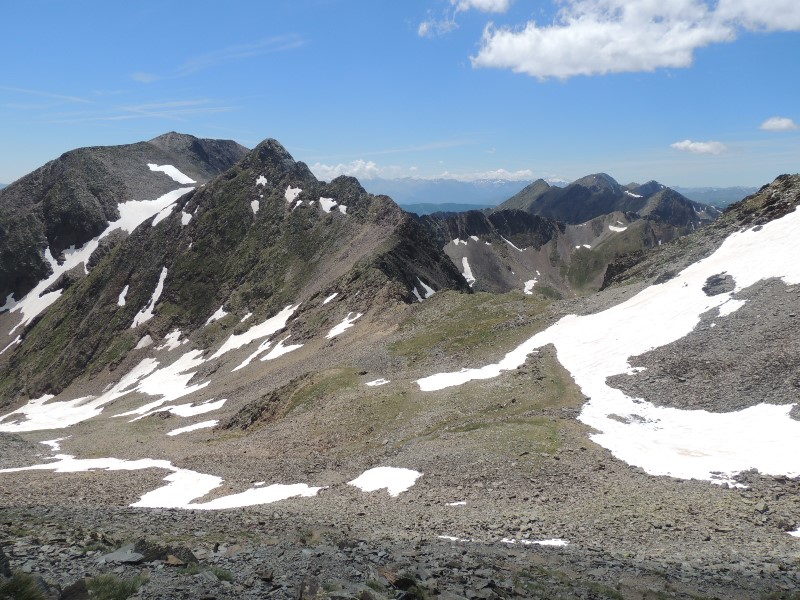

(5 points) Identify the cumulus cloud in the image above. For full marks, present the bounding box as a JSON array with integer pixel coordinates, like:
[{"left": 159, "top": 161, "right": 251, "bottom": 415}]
[
  {"left": 760, "top": 116, "right": 799, "bottom": 131},
  {"left": 310, "top": 160, "right": 407, "bottom": 181},
  {"left": 469, "top": 0, "right": 800, "bottom": 79},
  {"left": 671, "top": 140, "right": 728, "bottom": 155}
]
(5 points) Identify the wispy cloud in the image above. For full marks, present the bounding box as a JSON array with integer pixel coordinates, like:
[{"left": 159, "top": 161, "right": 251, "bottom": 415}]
[
  {"left": 132, "top": 35, "right": 305, "bottom": 83},
  {"left": 671, "top": 140, "right": 728, "bottom": 155},
  {"left": 0, "top": 86, "right": 92, "bottom": 104},
  {"left": 43, "top": 99, "right": 236, "bottom": 124},
  {"left": 419, "top": 0, "right": 511, "bottom": 38},
  {"left": 468, "top": 0, "right": 800, "bottom": 79},
  {"left": 760, "top": 116, "right": 798, "bottom": 131}
]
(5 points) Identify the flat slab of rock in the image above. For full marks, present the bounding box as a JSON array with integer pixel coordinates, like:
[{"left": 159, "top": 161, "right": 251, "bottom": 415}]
[{"left": 97, "top": 544, "right": 144, "bottom": 564}]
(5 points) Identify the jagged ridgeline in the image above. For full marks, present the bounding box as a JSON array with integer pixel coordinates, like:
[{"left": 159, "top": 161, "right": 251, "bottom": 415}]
[{"left": 0, "top": 138, "right": 468, "bottom": 404}]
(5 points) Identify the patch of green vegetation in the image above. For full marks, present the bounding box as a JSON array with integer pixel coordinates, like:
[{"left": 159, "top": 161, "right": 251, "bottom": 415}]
[
  {"left": 0, "top": 572, "right": 47, "bottom": 600},
  {"left": 86, "top": 574, "right": 148, "bottom": 600},
  {"left": 209, "top": 566, "right": 233, "bottom": 582},
  {"left": 391, "top": 291, "right": 551, "bottom": 365},
  {"left": 287, "top": 369, "right": 360, "bottom": 414},
  {"left": 88, "top": 331, "right": 137, "bottom": 374}
]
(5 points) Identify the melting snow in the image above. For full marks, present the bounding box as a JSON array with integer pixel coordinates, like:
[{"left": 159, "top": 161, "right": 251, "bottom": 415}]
[
  {"left": 502, "top": 538, "right": 569, "bottom": 547},
  {"left": 136, "top": 398, "right": 227, "bottom": 421},
  {"left": 326, "top": 312, "right": 362, "bottom": 339},
  {"left": 167, "top": 420, "right": 218, "bottom": 436},
  {"left": 131, "top": 267, "right": 168, "bottom": 328},
  {"left": 250, "top": 200, "right": 260, "bottom": 215},
  {"left": 417, "top": 278, "right": 435, "bottom": 298},
  {"left": 347, "top": 467, "right": 422, "bottom": 497},
  {"left": 319, "top": 197, "right": 337, "bottom": 213},
  {"left": 446, "top": 501, "right": 466, "bottom": 506},
  {"left": 0, "top": 336, "right": 21, "bottom": 356},
  {"left": 461, "top": 257, "right": 476, "bottom": 287},
  {"left": 470, "top": 236, "right": 479, "bottom": 242},
  {"left": 285, "top": 186, "right": 302, "bottom": 203},
  {"left": 322, "top": 292, "right": 338, "bottom": 305},
  {"left": 135, "top": 335, "right": 153, "bottom": 349},
  {"left": 338, "top": 205, "right": 347, "bottom": 214},
  {"left": 0, "top": 454, "right": 321, "bottom": 510},
  {"left": 181, "top": 211, "right": 192, "bottom": 226},
  {"left": 261, "top": 336, "right": 303, "bottom": 361},
  {"left": 205, "top": 305, "right": 228, "bottom": 326},
  {"left": 41, "top": 437, "right": 68, "bottom": 452},
  {"left": 211, "top": 304, "right": 299, "bottom": 359},
  {"left": 147, "top": 164, "right": 195, "bottom": 185},
  {"left": 233, "top": 340, "right": 272, "bottom": 372},
  {"left": 256, "top": 175, "right": 268, "bottom": 186},
  {"left": 240, "top": 312, "right": 253, "bottom": 322},
  {"left": 292, "top": 200, "right": 303, "bottom": 210},
  {"left": 156, "top": 330, "right": 185, "bottom": 351},
  {"left": 366, "top": 379, "right": 390, "bottom": 387},
  {"left": 624, "top": 190, "right": 643, "bottom": 198},
  {"left": 412, "top": 288, "right": 423, "bottom": 302},
  {"left": 609, "top": 225, "right": 628, "bottom": 232},
  {"left": 523, "top": 280, "right": 537, "bottom": 295},
  {"left": 453, "top": 239, "right": 467, "bottom": 246},
  {"left": 417, "top": 206, "right": 800, "bottom": 486},
  {"left": 117, "top": 285, "right": 129, "bottom": 307},
  {"left": 501, "top": 236, "right": 524, "bottom": 252}
]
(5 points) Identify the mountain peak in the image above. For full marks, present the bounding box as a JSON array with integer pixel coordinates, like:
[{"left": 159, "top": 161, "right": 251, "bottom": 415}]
[{"left": 572, "top": 173, "right": 620, "bottom": 192}]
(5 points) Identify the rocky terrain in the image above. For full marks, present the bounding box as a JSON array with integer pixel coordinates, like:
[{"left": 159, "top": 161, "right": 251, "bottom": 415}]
[{"left": 1, "top": 136, "right": 799, "bottom": 599}]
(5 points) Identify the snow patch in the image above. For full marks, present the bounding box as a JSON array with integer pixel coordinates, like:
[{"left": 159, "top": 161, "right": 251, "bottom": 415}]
[
  {"left": 348, "top": 467, "right": 422, "bottom": 497},
  {"left": 338, "top": 204, "right": 347, "bottom": 214},
  {"left": 181, "top": 211, "right": 192, "bottom": 226},
  {"left": 326, "top": 312, "right": 362, "bottom": 339},
  {"left": 256, "top": 175, "right": 268, "bottom": 186},
  {"left": 366, "top": 379, "right": 390, "bottom": 387},
  {"left": 322, "top": 292, "right": 338, "bottom": 305},
  {"left": 261, "top": 336, "right": 303, "bottom": 361},
  {"left": 523, "top": 279, "right": 537, "bottom": 295},
  {"left": 240, "top": 312, "right": 253, "bottom": 322},
  {"left": 446, "top": 501, "right": 466, "bottom": 506},
  {"left": 502, "top": 538, "right": 569, "bottom": 547},
  {"left": 0, "top": 336, "right": 21, "bottom": 356},
  {"left": 417, "top": 278, "right": 435, "bottom": 298},
  {"left": 470, "top": 236, "right": 479, "bottom": 242},
  {"left": 136, "top": 398, "right": 227, "bottom": 421},
  {"left": 609, "top": 225, "right": 628, "bottom": 232},
  {"left": 117, "top": 285, "right": 129, "bottom": 307},
  {"left": 205, "top": 305, "right": 228, "bottom": 326},
  {"left": 167, "top": 420, "right": 218, "bottom": 436},
  {"left": 250, "top": 200, "right": 260, "bottom": 215},
  {"left": 453, "top": 238, "right": 467, "bottom": 246},
  {"left": 285, "top": 186, "right": 302, "bottom": 203},
  {"left": 156, "top": 330, "right": 185, "bottom": 351},
  {"left": 131, "top": 267, "right": 168, "bottom": 328},
  {"left": 135, "top": 335, "right": 153, "bottom": 349},
  {"left": 624, "top": 190, "right": 643, "bottom": 198},
  {"left": 319, "top": 197, "right": 337, "bottom": 213},
  {"left": 461, "top": 257, "right": 476, "bottom": 287},
  {"left": 501, "top": 236, "right": 524, "bottom": 252},
  {"left": 147, "top": 163, "right": 196, "bottom": 185},
  {"left": 41, "top": 437, "right": 68, "bottom": 452},
  {"left": 211, "top": 304, "right": 299, "bottom": 359}
]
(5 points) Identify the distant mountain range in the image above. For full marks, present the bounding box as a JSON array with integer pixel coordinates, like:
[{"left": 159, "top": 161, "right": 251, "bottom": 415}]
[
  {"left": 361, "top": 177, "right": 534, "bottom": 213},
  {"left": 672, "top": 185, "right": 759, "bottom": 208},
  {"left": 0, "top": 184, "right": 6, "bottom": 190},
  {"left": 359, "top": 176, "right": 756, "bottom": 214}
]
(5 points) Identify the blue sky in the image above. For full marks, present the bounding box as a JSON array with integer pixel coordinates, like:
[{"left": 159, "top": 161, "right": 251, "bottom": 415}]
[{"left": 1, "top": 0, "right": 798, "bottom": 187}]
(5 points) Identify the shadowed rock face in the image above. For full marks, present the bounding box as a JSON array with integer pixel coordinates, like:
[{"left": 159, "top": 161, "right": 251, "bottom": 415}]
[{"left": 0, "top": 133, "right": 248, "bottom": 301}]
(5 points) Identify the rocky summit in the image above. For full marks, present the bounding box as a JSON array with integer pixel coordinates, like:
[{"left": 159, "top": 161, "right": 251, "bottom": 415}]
[{"left": 0, "top": 134, "right": 799, "bottom": 600}]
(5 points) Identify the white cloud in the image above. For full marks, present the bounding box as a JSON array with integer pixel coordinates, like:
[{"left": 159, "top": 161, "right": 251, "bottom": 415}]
[
  {"left": 418, "top": 18, "right": 457, "bottom": 38},
  {"left": 469, "top": 0, "right": 800, "bottom": 79},
  {"left": 310, "top": 159, "right": 406, "bottom": 181},
  {"left": 671, "top": 140, "right": 728, "bottom": 155},
  {"left": 453, "top": 0, "right": 512, "bottom": 13},
  {"left": 760, "top": 116, "right": 799, "bottom": 131}
]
